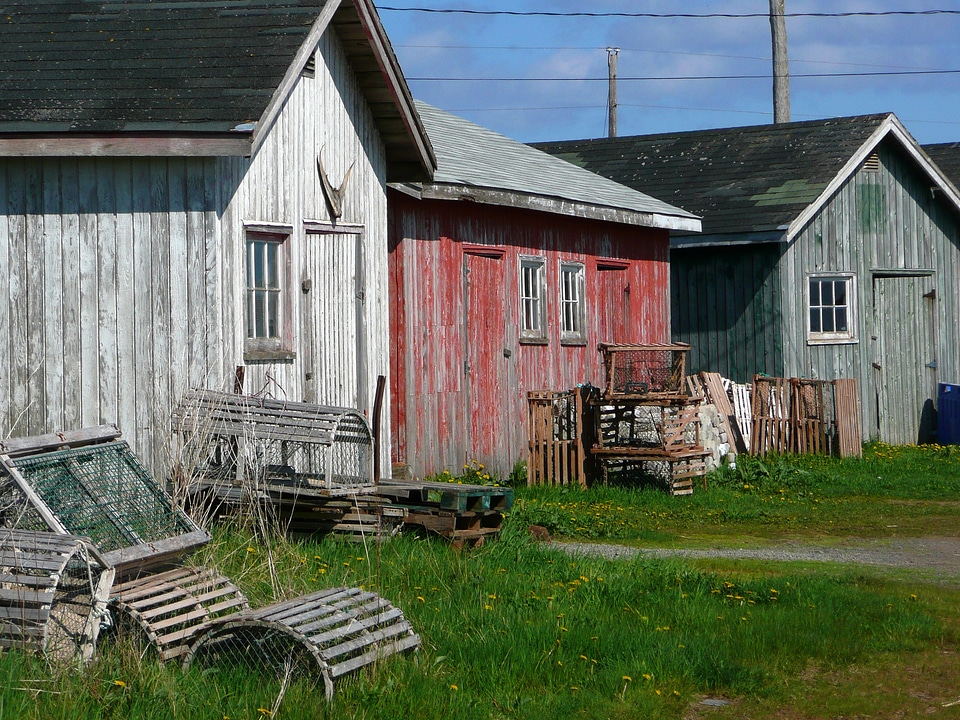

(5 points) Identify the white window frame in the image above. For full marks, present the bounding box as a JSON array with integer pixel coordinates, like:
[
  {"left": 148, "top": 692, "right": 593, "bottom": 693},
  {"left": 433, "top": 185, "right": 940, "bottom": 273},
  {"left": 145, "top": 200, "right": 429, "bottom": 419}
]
[
  {"left": 807, "top": 273, "right": 858, "bottom": 345},
  {"left": 559, "top": 261, "right": 586, "bottom": 344},
  {"left": 519, "top": 255, "right": 547, "bottom": 343},
  {"left": 244, "top": 229, "right": 294, "bottom": 361}
]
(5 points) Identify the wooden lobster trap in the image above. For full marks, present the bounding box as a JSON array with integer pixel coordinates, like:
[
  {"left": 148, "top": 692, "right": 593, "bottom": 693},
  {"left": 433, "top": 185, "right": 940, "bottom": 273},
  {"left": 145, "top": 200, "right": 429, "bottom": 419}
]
[
  {"left": 599, "top": 343, "right": 690, "bottom": 400},
  {"left": 0, "top": 528, "right": 114, "bottom": 665},
  {"left": 184, "top": 586, "right": 421, "bottom": 699},
  {"left": 173, "top": 389, "right": 375, "bottom": 497}
]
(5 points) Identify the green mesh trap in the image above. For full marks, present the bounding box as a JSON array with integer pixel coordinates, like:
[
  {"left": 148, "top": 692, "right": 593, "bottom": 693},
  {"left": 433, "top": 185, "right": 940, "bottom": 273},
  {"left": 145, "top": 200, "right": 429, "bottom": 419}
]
[{"left": 1, "top": 439, "right": 207, "bottom": 574}]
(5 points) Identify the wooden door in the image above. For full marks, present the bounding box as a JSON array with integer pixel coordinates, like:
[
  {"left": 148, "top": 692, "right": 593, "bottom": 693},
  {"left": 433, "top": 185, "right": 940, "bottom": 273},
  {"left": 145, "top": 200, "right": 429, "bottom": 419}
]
[
  {"left": 303, "top": 228, "right": 365, "bottom": 410},
  {"left": 463, "top": 252, "right": 507, "bottom": 468},
  {"left": 597, "top": 266, "right": 632, "bottom": 344},
  {"left": 873, "top": 274, "right": 939, "bottom": 444}
]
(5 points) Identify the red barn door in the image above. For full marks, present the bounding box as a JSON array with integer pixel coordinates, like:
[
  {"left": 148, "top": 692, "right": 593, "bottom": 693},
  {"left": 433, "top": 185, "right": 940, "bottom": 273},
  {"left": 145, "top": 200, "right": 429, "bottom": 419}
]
[{"left": 463, "top": 251, "right": 508, "bottom": 469}]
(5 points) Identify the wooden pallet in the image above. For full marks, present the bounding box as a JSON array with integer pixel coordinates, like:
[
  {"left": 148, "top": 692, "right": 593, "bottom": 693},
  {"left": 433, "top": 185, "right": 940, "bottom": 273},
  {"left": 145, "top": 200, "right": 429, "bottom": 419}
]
[
  {"left": 184, "top": 586, "right": 421, "bottom": 699},
  {"left": 110, "top": 566, "right": 249, "bottom": 662},
  {"left": 188, "top": 484, "right": 405, "bottom": 540},
  {"left": 375, "top": 481, "right": 513, "bottom": 543}
]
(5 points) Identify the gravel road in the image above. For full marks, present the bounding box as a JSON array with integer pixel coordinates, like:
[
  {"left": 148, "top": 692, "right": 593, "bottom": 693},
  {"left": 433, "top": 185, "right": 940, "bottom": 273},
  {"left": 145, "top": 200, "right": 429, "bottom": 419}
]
[{"left": 553, "top": 536, "right": 960, "bottom": 585}]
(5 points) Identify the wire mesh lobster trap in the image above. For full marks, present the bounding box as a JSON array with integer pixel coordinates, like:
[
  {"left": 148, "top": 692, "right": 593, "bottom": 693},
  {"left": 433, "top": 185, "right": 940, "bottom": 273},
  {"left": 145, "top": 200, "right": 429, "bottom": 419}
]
[
  {"left": 0, "top": 426, "right": 209, "bottom": 577},
  {"left": 172, "top": 390, "right": 375, "bottom": 497},
  {"left": 0, "top": 528, "right": 114, "bottom": 665},
  {"left": 183, "top": 586, "right": 421, "bottom": 699},
  {"left": 599, "top": 343, "right": 690, "bottom": 399}
]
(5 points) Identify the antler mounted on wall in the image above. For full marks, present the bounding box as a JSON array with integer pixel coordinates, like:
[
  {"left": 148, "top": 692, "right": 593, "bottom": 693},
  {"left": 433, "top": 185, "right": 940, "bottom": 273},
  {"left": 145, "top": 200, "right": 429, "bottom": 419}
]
[{"left": 316, "top": 146, "right": 355, "bottom": 218}]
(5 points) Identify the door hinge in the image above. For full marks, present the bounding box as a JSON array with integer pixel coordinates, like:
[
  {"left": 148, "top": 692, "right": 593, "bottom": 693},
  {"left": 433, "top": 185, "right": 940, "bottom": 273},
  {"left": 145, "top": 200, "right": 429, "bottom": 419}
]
[{"left": 926, "top": 360, "right": 938, "bottom": 370}]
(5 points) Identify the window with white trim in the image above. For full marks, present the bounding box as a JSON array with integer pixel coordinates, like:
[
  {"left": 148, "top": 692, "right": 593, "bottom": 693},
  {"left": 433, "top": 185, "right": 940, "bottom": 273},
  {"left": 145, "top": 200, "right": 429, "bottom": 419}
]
[
  {"left": 559, "top": 261, "right": 586, "bottom": 344},
  {"left": 245, "top": 230, "right": 293, "bottom": 360},
  {"left": 519, "top": 255, "right": 546, "bottom": 342},
  {"left": 807, "top": 274, "right": 857, "bottom": 344}
]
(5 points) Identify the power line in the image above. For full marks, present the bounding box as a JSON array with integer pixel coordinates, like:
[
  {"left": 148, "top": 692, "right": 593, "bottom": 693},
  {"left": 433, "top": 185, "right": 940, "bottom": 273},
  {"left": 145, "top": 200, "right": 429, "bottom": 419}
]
[
  {"left": 407, "top": 69, "right": 960, "bottom": 82},
  {"left": 395, "top": 43, "right": 949, "bottom": 73},
  {"left": 379, "top": 6, "right": 960, "bottom": 19}
]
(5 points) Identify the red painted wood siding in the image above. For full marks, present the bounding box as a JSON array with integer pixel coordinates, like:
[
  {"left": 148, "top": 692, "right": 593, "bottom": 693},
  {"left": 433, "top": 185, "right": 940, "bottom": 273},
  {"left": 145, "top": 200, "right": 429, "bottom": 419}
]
[{"left": 389, "top": 192, "right": 671, "bottom": 480}]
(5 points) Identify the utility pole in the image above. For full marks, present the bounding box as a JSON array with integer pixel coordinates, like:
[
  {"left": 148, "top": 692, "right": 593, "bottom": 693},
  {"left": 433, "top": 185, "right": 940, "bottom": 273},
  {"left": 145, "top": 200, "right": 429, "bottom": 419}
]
[
  {"left": 770, "top": 0, "right": 790, "bottom": 123},
  {"left": 607, "top": 47, "right": 619, "bottom": 138}
]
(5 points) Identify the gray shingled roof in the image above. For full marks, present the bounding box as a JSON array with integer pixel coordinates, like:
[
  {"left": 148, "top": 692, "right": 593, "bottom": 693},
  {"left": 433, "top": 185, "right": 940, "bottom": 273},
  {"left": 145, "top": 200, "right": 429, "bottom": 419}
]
[
  {"left": 923, "top": 142, "right": 960, "bottom": 190},
  {"left": 533, "top": 114, "right": 896, "bottom": 239},
  {"left": 410, "top": 101, "right": 699, "bottom": 231},
  {"left": 0, "top": 0, "right": 331, "bottom": 132}
]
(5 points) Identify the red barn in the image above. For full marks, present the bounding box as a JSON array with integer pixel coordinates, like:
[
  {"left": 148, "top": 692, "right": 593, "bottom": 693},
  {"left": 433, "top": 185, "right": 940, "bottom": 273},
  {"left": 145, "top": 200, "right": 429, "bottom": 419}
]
[{"left": 389, "top": 103, "right": 699, "bottom": 480}]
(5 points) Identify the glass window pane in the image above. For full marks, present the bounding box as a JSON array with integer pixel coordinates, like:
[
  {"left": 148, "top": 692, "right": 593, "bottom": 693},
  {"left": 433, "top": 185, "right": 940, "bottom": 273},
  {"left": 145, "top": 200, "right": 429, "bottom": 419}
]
[
  {"left": 809, "top": 279, "right": 820, "bottom": 306},
  {"left": 835, "top": 306, "right": 847, "bottom": 332},
  {"left": 266, "top": 243, "right": 278, "bottom": 289},
  {"left": 822, "top": 309, "right": 835, "bottom": 332},
  {"left": 255, "top": 290, "right": 266, "bottom": 337},
  {"left": 821, "top": 280, "right": 834, "bottom": 306},
  {"left": 810, "top": 308, "right": 821, "bottom": 332},
  {"left": 834, "top": 280, "right": 846, "bottom": 306}
]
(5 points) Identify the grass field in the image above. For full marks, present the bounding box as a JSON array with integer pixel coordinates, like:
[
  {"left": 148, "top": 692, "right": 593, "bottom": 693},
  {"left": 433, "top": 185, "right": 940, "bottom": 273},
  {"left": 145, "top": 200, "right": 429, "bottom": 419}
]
[{"left": 1, "top": 444, "right": 958, "bottom": 719}]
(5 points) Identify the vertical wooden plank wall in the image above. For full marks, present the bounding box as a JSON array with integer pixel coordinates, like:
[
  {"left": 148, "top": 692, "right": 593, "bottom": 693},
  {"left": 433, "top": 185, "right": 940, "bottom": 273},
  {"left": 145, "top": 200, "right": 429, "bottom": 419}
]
[
  {"left": 0, "top": 155, "right": 225, "bottom": 472},
  {"left": 781, "top": 140, "right": 960, "bottom": 443},
  {"left": 670, "top": 243, "right": 785, "bottom": 382},
  {"left": 0, "top": 29, "right": 397, "bottom": 477}
]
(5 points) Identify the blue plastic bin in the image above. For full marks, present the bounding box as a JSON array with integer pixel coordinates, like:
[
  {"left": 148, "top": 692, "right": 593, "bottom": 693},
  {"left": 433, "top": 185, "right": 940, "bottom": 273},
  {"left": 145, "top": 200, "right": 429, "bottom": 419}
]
[{"left": 939, "top": 383, "right": 960, "bottom": 445}]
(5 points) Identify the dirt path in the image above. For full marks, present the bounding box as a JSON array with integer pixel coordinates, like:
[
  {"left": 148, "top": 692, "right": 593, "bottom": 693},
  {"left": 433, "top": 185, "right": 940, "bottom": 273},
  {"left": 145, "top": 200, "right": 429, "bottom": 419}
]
[{"left": 553, "top": 536, "right": 960, "bottom": 586}]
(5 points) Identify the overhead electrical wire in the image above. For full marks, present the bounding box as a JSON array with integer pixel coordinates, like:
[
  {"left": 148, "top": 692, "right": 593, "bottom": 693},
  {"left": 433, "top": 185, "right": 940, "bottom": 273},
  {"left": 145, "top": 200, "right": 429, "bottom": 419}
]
[
  {"left": 378, "top": 7, "right": 960, "bottom": 19},
  {"left": 407, "top": 69, "right": 960, "bottom": 82}
]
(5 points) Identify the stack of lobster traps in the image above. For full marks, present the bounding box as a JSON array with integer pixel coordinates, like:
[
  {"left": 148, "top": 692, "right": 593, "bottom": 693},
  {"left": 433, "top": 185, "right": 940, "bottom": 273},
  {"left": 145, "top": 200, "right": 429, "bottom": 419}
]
[
  {"left": 589, "top": 343, "right": 710, "bottom": 495},
  {"left": 0, "top": 424, "right": 419, "bottom": 696}
]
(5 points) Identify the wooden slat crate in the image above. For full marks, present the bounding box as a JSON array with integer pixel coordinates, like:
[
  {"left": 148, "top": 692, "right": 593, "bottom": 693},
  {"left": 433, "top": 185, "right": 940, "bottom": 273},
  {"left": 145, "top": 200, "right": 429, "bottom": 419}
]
[
  {"left": 833, "top": 379, "right": 862, "bottom": 457},
  {"left": 750, "top": 376, "right": 792, "bottom": 455},
  {"left": 110, "top": 566, "right": 249, "bottom": 662},
  {"left": 527, "top": 390, "right": 588, "bottom": 487},
  {"left": 183, "top": 586, "right": 421, "bottom": 699},
  {"left": 0, "top": 528, "right": 114, "bottom": 664}
]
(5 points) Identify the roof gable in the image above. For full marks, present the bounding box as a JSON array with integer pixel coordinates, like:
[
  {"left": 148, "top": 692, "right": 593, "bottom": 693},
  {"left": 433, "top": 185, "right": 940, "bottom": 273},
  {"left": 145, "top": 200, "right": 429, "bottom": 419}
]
[
  {"left": 0, "top": 0, "right": 434, "bottom": 179},
  {"left": 399, "top": 101, "right": 699, "bottom": 232},
  {"left": 534, "top": 114, "right": 960, "bottom": 243}
]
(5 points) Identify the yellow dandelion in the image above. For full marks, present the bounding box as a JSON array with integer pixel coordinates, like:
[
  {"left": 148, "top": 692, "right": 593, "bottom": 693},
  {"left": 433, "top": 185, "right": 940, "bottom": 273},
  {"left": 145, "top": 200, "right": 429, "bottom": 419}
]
[
  {"left": 450, "top": 684, "right": 458, "bottom": 691},
  {"left": 622, "top": 675, "right": 632, "bottom": 682},
  {"left": 112, "top": 679, "right": 126, "bottom": 688},
  {"left": 643, "top": 673, "right": 652, "bottom": 681},
  {"left": 257, "top": 709, "right": 273, "bottom": 717},
  {"left": 247, "top": 547, "right": 256, "bottom": 553},
  {"left": 416, "top": 596, "right": 425, "bottom": 602}
]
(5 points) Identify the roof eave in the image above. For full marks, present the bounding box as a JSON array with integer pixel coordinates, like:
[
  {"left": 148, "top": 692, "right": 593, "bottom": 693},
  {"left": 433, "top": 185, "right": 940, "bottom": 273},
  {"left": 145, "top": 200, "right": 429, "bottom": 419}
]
[
  {"left": 0, "top": 132, "right": 252, "bottom": 157},
  {"left": 418, "top": 183, "right": 702, "bottom": 232},
  {"left": 252, "top": 0, "right": 435, "bottom": 182}
]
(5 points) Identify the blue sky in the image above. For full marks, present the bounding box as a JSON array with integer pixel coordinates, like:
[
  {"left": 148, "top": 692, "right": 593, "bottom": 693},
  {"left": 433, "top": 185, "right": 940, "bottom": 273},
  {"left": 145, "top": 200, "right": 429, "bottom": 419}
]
[{"left": 375, "top": 1, "right": 960, "bottom": 146}]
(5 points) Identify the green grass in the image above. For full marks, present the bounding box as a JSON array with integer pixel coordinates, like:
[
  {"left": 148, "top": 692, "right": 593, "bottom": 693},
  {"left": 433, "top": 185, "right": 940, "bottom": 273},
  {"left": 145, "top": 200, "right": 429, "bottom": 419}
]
[
  {"left": 510, "top": 443, "right": 960, "bottom": 543},
  {"left": 2, "top": 444, "right": 959, "bottom": 719}
]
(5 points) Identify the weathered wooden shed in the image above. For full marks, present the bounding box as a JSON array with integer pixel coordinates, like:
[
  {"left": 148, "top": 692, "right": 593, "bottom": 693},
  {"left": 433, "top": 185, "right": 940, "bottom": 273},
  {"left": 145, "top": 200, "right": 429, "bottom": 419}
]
[
  {"left": 389, "top": 102, "right": 699, "bottom": 479},
  {"left": 0, "top": 0, "right": 435, "bottom": 476},
  {"left": 536, "top": 114, "right": 960, "bottom": 444}
]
